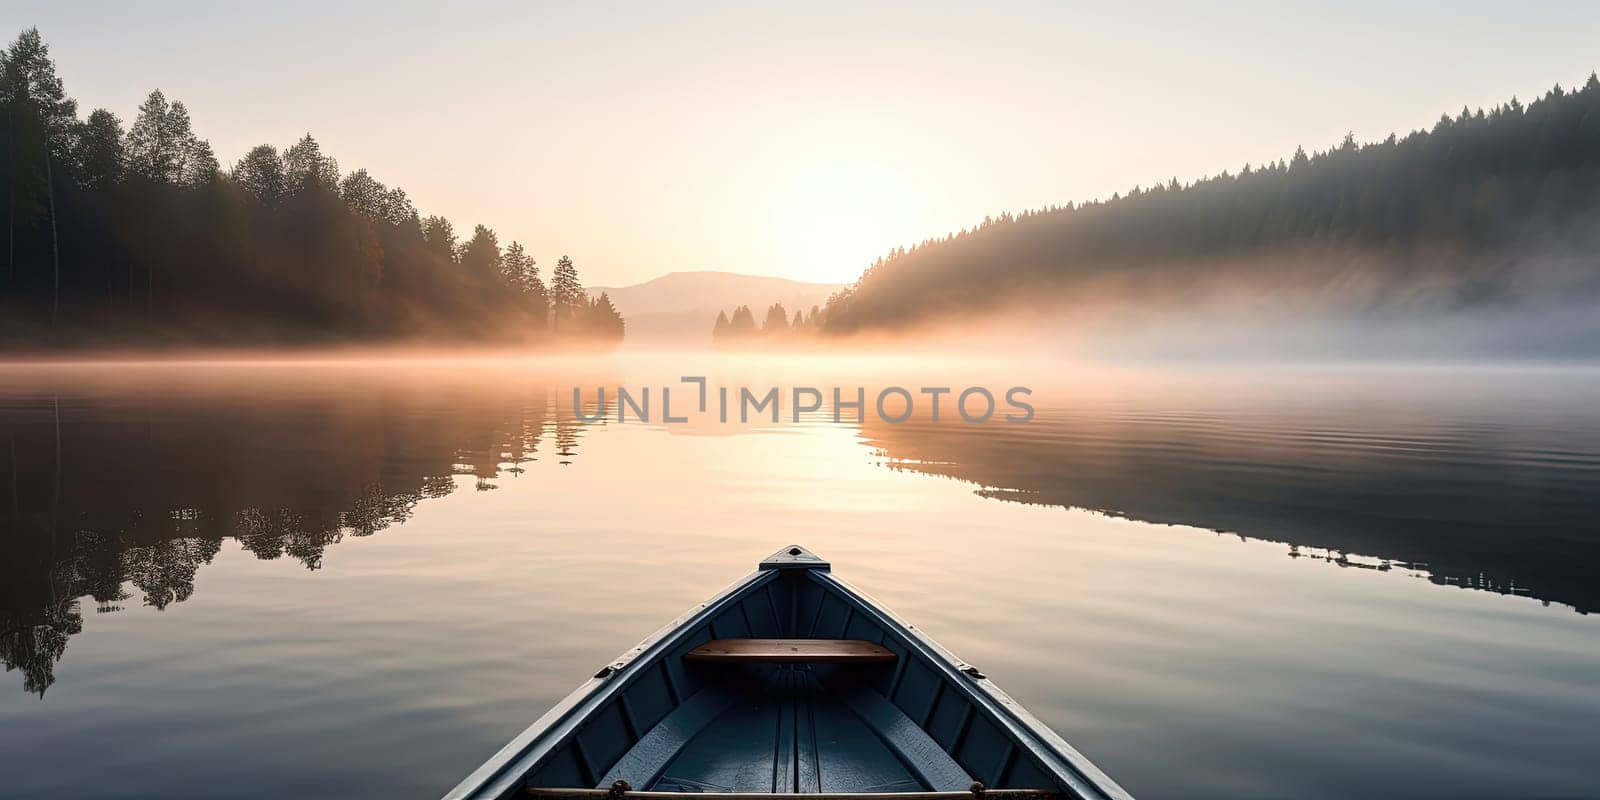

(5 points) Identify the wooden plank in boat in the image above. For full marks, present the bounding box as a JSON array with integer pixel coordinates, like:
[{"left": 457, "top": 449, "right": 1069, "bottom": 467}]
[{"left": 685, "top": 638, "right": 896, "bottom": 664}]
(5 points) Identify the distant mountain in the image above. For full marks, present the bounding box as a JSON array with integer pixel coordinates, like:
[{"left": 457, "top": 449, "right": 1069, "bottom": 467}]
[
  {"left": 590, "top": 271, "right": 841, "bottom": 315},
  {"left": 589, "top": 271, "right": 842, "bottom": 346}
]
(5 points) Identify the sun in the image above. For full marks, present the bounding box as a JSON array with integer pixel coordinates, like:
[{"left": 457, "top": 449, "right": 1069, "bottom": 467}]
[{"left": 780, "top": 164, "right": 921, "bottom": 285}]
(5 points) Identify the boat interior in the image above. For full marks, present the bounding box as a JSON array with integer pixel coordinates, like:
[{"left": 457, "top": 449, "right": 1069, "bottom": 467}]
[{"left": 516, "top": 557, "right": 1068, "bottom": 797}]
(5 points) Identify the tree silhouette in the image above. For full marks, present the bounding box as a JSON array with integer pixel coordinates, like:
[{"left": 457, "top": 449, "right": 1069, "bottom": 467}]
[
  {"left": 459, "top": 224, "right": 504, "bottom": 307},
  {"left": 503, "top": 240, "right": 548, "bottom": 329},
  {"left": 0, "top": 369, "right": 610, "bottom": 695},
  {"left": 708, "top": 301, "right": 828, "bottom": 347},
  {"left": 762, "top": 302, "right": 789, "bottom": 334},
  {"left": 1, "top": 28, "right": 74, "bottom": 318},
  {"left": 421, "top": 215, "right": 457, "bottom": 262},
  {"left": 339, "top": 168, "right": 389, "bottom": 218},
  {"left": 729, "top": 305, "right": 756, "bottom": 337},
  {"left": 711, "top": 309, "right": 730, "bottom": 343},
  {"left": 0, "top": 26, "right": 626, "bottom": 349},
  {"left": 820, "top": 72, "right": 1600, "bottom": 334},
  {"left": 124, "top": 90, "right": 213, "bottom": 186},
  {"left": 233, "top": 144, "right": 286, "bottom": 206},
  {"left": 587, "top": 292, "right": 625, "bottom": 343},
  {"left": 72, "top": 109, "right": 122, "bottom": 189},
  {"left": 549, "top": 255, "right": 581, "bottom": 331},
  {"left": 282, "top": 133, "right": 338, "bottom": 193}
]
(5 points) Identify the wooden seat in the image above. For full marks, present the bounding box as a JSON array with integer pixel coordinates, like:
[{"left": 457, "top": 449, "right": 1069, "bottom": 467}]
[{"left": 685, "top": 638, "right": 896, "bottom": 664}]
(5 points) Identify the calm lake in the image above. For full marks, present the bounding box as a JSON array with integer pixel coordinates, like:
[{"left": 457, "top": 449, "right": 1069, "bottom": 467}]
[{"left": 1, "top": 356, "right": 1597, "bottom": 799}]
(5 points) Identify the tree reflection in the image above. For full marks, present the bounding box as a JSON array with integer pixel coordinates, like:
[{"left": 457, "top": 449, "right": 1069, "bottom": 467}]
[
  {"left": 861, "top": 410, "right": 1600, "bottom": 615},
  {"left": 0, "top": 366, "right": 608, "bottom": 695},
  {"left": 0, "top": 601, "right": 77, "bottom": 697}
]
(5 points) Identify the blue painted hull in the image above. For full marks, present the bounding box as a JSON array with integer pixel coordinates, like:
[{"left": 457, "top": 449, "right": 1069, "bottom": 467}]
[{"left": 445, "top": 547, "right": 1132, "bottom": 800}]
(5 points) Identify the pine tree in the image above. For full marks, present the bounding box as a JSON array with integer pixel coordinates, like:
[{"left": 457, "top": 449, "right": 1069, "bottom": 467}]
[
  {"left": 503, "top": 241, "right": 547, "bottom": 328},
  {"left": 550, "top": 254, "right": 581, "bottom": 331},
  {"left": 762, "top": 302, "right": 789, "bottom": 334},
  {"left": 501, "top": 240, "right": 530, "bottom": 287},
  {"left": 729, "top": 305, "right": 756, "bottom": 337},
  {"left": 458, "top": 224, "right": 502, "bottom": 298},
  {"left": 711, "top": 309, "right": 729, "bottom": 342},
  {"left": 589, "top": 291, "right": 624, "bottom": 342}
]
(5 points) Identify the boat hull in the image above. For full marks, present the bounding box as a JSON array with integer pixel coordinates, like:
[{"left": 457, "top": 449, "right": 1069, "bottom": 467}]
[{"left": 445, "top": 548, "right": 1132, "bottom": 800}]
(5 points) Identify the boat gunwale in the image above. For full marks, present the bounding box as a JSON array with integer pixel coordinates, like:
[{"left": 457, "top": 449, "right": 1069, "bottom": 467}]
[
  {"left": 443, "top": 568, "right": 780, "bottom": 800},
  {"left": 446, "top": 551, "right": 1135, "bottom": 800},
  {"left": 808, "top": 570, "right": 1134, "bottom": 800}
]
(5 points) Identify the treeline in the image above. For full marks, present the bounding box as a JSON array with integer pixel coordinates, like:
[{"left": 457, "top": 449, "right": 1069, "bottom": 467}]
[
  {"left": 0, "top": 28, "right": 623, "bottom": 347},
  {"left": 710, "top": 301, "right": 824, "bottom": 347},
  {"left": 823, "top": 72, "right": 1600, "bottom": 332}
]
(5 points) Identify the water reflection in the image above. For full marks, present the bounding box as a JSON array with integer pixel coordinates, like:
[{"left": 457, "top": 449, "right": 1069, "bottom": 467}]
[
  {"left": 3, "top": 361, "right": 1599, "bottom": 705},
  {"left": 858, "top": 369, "right": 1600, "bottom": 615},
  {"left": 0, "top": 365, "right": 612, "bottom": 695}
]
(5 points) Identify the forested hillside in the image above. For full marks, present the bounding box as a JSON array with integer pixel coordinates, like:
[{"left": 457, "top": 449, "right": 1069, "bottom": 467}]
[
  {"left": 824, "top": 74, "right": 1600, "bottom": 337},
  {"left": 0, "top": 28, "right": 623, "bottom": 348}
]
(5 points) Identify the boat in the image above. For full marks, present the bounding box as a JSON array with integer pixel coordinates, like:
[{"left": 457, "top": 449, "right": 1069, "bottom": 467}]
[{"left": 445, "top": 546, "right": 1133, "bottom": 800}]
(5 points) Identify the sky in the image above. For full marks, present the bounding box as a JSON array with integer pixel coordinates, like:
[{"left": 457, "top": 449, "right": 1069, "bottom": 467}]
[{"left": 4, "top": 1, "right": 1598, "bottom": 287}]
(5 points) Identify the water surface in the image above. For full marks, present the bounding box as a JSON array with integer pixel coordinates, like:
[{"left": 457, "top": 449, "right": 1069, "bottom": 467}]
[{"left": 1, "top": 358, "right": 1597, "bottom": 799}]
